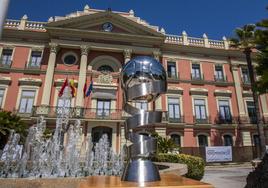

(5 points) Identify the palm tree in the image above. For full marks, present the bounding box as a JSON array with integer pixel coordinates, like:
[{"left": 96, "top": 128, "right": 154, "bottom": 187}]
[{"left": 230, "top": 24, "right": 266, "bottom": 157}]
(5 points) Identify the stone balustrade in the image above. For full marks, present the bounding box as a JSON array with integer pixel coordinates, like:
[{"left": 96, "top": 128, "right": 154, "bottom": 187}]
[
  {"left": 4, "top": 19, "right": 20, "bottom": 28},
  {"left": 4, "top": 15, "right": 230, "bottom": 50},
  {"left": 165, "top": 33, "right": 229, "bottom": 49},
  {"left": 25, "top": 21, "right": 46, "bottom": 30}
]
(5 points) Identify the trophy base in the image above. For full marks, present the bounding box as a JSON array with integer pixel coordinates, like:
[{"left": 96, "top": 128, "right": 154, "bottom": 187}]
[{"left": 121, "top": 159, "right": 161, "bottom": 182}]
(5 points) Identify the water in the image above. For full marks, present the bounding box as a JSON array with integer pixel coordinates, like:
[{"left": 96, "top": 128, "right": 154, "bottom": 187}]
[{"left": 0, "top": 88, "right": 124, "bottom": 178}]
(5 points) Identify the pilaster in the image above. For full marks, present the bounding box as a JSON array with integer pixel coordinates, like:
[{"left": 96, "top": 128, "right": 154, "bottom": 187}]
[
  {"left": 231, "top": 64, "right": 246, "bottom": 116},
  {"left": 76, "top": 45, "right": 90, "bottom": 107},
  {"left": 41, "top": 43, "right": 58, "bottom": 106}
]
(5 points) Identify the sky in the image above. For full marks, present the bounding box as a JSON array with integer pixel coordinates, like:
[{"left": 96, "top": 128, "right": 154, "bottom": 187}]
[{"left": 6, "top": 0, "right": 268, "bottom": 40}]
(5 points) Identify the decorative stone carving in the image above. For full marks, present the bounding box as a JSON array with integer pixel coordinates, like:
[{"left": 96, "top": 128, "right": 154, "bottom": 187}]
[
  {"left": 49, "top": 43, "right": 58, "bottom": 54},
  {"left": 97, "top": 73, "right": 113, "bottom": 84},
  {"left": 18, "top": 78, "right": 42, "bottom": 86},
  {"left": 80, "top": 45, "right": 90, "bottom": 56},
  {"left": 153, "top": 51, "right": 161, "bottom": 61},
  {"left": 123, "top": 49, "right": 132, "bottom": 60}
]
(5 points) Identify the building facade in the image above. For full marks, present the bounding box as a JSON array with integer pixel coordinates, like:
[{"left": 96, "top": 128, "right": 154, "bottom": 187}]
[{"left": 1, "top": 5, "right": 268, "bottom": 153}]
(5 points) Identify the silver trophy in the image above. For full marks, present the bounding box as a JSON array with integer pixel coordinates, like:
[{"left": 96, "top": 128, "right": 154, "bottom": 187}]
[{"left": 121, "top": 56, "right": 167, "bottom": 182}]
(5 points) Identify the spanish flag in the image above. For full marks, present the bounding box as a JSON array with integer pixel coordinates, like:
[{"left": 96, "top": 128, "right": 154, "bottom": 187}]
[
  {"left": 70, "top": 78, "right": 76, "bottom": 97},
  {"left": 58, "top": 78, "right": 68, "bottom": 97}
]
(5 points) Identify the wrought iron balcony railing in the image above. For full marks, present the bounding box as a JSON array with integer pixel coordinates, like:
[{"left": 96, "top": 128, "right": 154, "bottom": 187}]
[
  {"left": 214, "top": 114, "right": 239, "bottom": 124},
  {"left": 32, "top": 106, "right": 123, "bottom": 120},
  {"left": 214, "top": 75, "right": 227, "bottom": 82},
  {"left": 193, "top": 116, "right": 211, "bottom": 124},
  {"left": 0, "top": 60, "right": 12, "bottom": 68},
  {"left": 191, "top": 73, "right": 204, "bottom": 81}
]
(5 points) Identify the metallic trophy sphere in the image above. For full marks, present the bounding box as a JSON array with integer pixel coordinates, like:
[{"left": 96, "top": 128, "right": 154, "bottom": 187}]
[
  {"left": 121, "top": 56, "right": 167, "bottom": 182},
  {"left": 121, "top": 56, "right": 167, "bottom": 102}
]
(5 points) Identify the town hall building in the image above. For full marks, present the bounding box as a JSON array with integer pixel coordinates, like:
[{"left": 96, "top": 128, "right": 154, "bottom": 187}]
[{"left": 0, "top": 5, "right": 267, "bottom": 157}]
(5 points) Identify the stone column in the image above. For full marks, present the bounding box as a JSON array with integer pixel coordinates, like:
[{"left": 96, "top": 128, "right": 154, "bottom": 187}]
[
  {"left": 41, "top": 43, "right": 58, "bottom": 106},
  {"left": 76, "top": 45, "right": 90, "bottom": 107},
  {"left": 231, "top": 64, "right": 246, "bottom": 117},
  {"left": 123, "top": 49, "right": 132, "bottom": 64}
]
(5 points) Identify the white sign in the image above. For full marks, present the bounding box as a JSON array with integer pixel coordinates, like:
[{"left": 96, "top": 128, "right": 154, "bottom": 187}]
[{"left": 205, "top": 146, "right": 232, "bottom": 162}]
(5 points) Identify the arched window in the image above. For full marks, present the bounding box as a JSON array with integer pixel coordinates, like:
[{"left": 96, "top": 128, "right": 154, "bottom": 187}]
[
  {"left": 198, "top": 134, "right": 208, "bottom": 147},
  {"left": 223, "top": 135, "right": 233, "bottom": 146},
  {"left": 170, "top": 134, "right": 181, "bottom": 146},
  {"left": 97, "top": 65, "right": 114, "bottom": 72}
]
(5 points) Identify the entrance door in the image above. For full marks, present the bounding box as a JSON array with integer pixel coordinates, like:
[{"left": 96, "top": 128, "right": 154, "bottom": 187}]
[{"left": 92, "top": 126, "right": 112, "bottom": 146}]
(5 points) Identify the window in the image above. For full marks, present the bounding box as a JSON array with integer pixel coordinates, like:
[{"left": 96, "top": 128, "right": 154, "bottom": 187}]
[
  {"left": 194, "top": 99, "right": 207, "bottom": 123},
  {"left": 223, "top": 135, "right": 233, "bottom": 146},
  {"left": 63, "top": 53, "right": 77, "bottom": 66},
  {"left": 134, "top": 101, "right": 148, "bottom": 111},
  {"left": 198, "top": 135, "right": 208, "bottom": 147},
  {"left": 97, "top": 99, "right": 111, "bottom": 117},
  {"left": 191, "top": 64, "right": 202, "bottom": 80},
  {"left": 0, "top": 88, "right": 5, "bottom": 108},
  {"left": 218, "top": 100, "right": 232, "bottom": 123},
  {"left": 215, "top": 65, "right": 224, "bottom": 81},
  {"left": 19, "top": 90, "right": 36, "bottom": 113},
  {"left": 29, "top": 51, "right": 42, "bottom": 68},
  {"left": 167, "top": 61, "right": 177, "bottom": 78},
  {"left": 0, "top": 49, "right": 13, "bottom": 67},
  {"left": 97, "top": 65, "right": 114, "bottom": 72},
  {"left": 242, "top": 68, "right": 250, "bottom": 83},
  {"left": 171, "top": 134, "right": 181, "bottom": 146},
  {"left": 246, "top": 101, "right": 257, "bottom": 123},
  {"left": 168, "top": 98, "right": 181, "bottom": 122},
  {"left": 253, "top": 134, "right": 260, "bottom": 146}
]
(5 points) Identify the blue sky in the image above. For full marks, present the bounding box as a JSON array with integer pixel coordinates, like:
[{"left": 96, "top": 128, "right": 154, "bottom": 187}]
[{"left": 7, "top": 0, "right": 268, "bottom": 40}]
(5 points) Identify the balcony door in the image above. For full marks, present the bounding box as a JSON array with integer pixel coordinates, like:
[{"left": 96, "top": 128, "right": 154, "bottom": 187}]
[
  {"left": 194, "top": 99, "right": 207, "bottom": 122},
  {"left": 57, "top": 95, "right": 71, "bottom": 115},
  {"left": 218, "top": 100, "right": 231, "bottom": 123},
  {"left": 97, "top": 99, "right": 111, "bottom": 117}
]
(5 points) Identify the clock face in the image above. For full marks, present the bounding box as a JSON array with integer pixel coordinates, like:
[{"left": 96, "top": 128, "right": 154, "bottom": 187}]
[{"left": 102, "top": 22, "right": 113, "bottom": 32}]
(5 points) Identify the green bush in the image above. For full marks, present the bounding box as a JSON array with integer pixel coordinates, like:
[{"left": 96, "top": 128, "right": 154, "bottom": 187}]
[{"left": 154, "top": 153, "right": 205, "bottom": 180}]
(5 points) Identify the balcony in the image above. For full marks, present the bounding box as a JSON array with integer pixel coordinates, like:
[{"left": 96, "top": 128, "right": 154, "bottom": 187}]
[
  {"left": 0, "top": 60, "right": 12, "bottom": 68},
  {"left": 191, "top": 73, "right": 204, "bottom": 85},
  {"left": 32, "top": 106, "right": 123, "bottom": 121},
  {"left": 193, "top": 116, "right": 211, "bottom": 124},
  {"left": 25, "top": 61, "right": 41, "bottom": 70},
  {"left": 215, "top": 115, "right": 239, "bottom": 124},
  {"left": 167, "top": 72, "right": 180, "bottom": 83}
]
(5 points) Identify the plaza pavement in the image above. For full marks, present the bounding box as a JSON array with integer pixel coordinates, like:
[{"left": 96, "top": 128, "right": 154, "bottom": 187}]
[{"left": 201, "top": 164, "right": 252, "bottom": 188}]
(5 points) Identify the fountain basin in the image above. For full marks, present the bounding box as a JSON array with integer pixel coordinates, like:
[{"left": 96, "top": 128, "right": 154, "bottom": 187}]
[
  {"left": 0, "top": 163, "right": 189, "bottom": 188},
  {"left": 0, "top": 174, "right": 213, "bottom": 188}
]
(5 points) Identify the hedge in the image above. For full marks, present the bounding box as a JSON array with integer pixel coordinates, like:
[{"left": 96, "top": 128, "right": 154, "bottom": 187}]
[{"left": 154, "top": 153, "right": 205, "bottom": 180}]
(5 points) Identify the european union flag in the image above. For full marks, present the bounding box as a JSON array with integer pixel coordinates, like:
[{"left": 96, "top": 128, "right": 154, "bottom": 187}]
[{"left": 86, "top": 81, "right": 93, "bottom": 97}]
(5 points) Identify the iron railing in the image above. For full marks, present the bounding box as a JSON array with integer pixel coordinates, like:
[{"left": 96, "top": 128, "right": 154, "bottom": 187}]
[
  {"left": 214, "top": 75, "right": 227, "bottom": 82},
  {"left": 193, "top": 116, "right": 211, "bottom": 124}
]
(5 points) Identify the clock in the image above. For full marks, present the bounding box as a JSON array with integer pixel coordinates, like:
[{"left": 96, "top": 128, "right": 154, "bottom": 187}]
[{"left": 102, "top": 22, "right": 113, "bottom": 32}]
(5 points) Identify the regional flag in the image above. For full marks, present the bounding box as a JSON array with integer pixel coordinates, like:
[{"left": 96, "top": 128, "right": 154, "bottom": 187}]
[
  {"left": 70, "top": 78, "right": 76, "bottom": 97},
  {"left": 86, "top": 81, "right": 93, "bottom": 97},
  {"left": 58, "top": 78, "right": 68, "bottom": 97}
]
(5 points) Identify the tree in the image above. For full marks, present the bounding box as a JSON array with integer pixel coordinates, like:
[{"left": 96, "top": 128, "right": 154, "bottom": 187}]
[
  {"left": 0, "top": 111, "right": 28, "bottom": 150},
  {"left": 255, "top": 11, "right": 268, "bottom": 93},
  {"left": 230, "top": 24, "right": 266, "bottom": 157},
  {"left": 152, "top": 133, "right": 180, "bottom": 153}
]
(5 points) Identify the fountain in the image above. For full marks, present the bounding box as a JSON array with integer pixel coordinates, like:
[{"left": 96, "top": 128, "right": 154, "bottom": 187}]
[
  {"left": 0, "top": 87, "right": 124, "bottom": 179},
  {"left": 0, "top": 57, "right": 212, "bottom": 188}
]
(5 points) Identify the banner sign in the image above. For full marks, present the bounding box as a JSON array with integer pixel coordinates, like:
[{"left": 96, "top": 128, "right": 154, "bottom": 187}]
[{"left": 205, "top": 146, "right": 232, "bottom": 162}]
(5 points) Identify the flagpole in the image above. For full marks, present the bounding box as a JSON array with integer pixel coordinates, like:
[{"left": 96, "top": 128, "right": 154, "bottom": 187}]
[{"left": 0, "top": 0, "right": 10, "bottom": 39}]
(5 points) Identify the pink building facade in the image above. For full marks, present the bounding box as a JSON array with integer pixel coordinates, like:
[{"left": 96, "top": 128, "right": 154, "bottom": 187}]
[{"left": 1, "top": 5, "right": 268, "bottom": 154}]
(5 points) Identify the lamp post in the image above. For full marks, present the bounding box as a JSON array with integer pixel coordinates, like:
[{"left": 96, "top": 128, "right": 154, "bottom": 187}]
[{"left": 0, "top": 0, "right": 10, "bottom": 38}]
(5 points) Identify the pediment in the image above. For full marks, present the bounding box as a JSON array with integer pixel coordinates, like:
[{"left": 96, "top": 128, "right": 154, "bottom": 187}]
[{"left": 46, "top": 11, "right": 164, "bottom": 38}]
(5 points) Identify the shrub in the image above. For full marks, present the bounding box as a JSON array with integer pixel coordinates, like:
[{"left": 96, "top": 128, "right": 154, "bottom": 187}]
[{"left": 154, "top": 153, "right": 205, "bottom": 180}]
